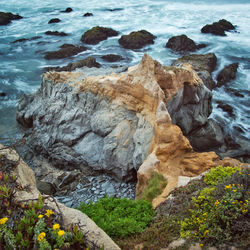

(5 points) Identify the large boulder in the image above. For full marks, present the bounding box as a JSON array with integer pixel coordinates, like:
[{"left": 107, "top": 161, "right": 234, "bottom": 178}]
[
  {"left": 166, "top": 34, "right": 206, "bottom": 53},
  {"left": 118, "top": 30, "right": 156, "bottom": 49},
  {"left": 201, "top": 19, "right": 235, "bottom": 36},
  {"left": 0, "top": 11, "right": 22, "bottom": 25},
  {"left": 44, "top": 44, "right": 87, "bottom": 60},
  {"left": 216, "top": 63, "right": 239, "bottom": 87},
  {"left": 81, "top": 26, "right": 118, "bottom": 45}
]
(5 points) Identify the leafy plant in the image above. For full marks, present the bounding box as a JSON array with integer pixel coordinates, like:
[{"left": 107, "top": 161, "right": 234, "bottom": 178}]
[{"left": 78, "top": 196, "right": 155, "bottom": 238}]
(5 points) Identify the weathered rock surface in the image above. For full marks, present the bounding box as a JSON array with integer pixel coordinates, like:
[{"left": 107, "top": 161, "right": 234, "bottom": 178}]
[
  {"left": 45, "top": 31, "right": 68, "bottom": 36},
  {"left": 101, "top": 54, "right": 123, "bottom": 62},
  {"left": 16, "top": 54, "right": 247, "bottom": 206},
  {"left": 0, "top": 11, "right": 23, "bottom": 25},
  {"left": 118, "top": 30, "right": 156, "bottom": 49},
  {"left": 201, "top": 19, "right": 235, "bottom": 36},
  {"left": 81, "top": 26, "right": 118, "bottom": 45},
  {"left": 216, "top": 63, "right": 239, "bottom": 87},
  {"left": 44, "top": 44, "right": 87, "bottom": 60},
  {"left": 48, "top": 18, "right": 61, "bottom": 24},
  {"left": 44, "top": 56, "right": 101, "bottom": 72},
  {"left": 166, "top": 34, "right": 206, "bottom": 53},
  {"left": 0, "top": 144, "right": 121, "bottom": 250}
]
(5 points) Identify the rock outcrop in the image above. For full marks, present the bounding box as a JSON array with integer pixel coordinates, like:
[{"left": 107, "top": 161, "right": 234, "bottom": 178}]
[
  {"left": 201, "top": 19, "right": 235, "bottom": 36},
  {"left": 83, "top": 12, "right": 93, "bottom": 17},
  {"left": 0, "top": 144, "right": 120, "bottom": 250},
  {"left": 60, "top": 7, "right": 73, "bottom": 13},
  {"left": 45, "top": 31, "right": 68, "bottom": 36},
  {"left": 17, "top": 54, "right": 247, "bottom": 206},
  {"left": 166, "top": 34, "right": 206, "bottom": 53},
  {"left": 81, "top": 26, "right": 118, "bottom": 45},
  {"left": 0, "top": 11, "right": 23, "bottom": 25},
  {"left": 48, "top": 18, "right": 61, "bottom": 24},
  {"left": 216, "top": 63, "right": 239, "bottom": 87},
  {"left": 101, "top": 54, "right": 123, "bottom": 62},
  {"left": 118, "top": 30, "right": 156, "bottom": 49}
]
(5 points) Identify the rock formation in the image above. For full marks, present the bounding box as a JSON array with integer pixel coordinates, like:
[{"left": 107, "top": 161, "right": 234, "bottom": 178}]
[
  {"left": 83, "top": 12, "right": 93, "bottom": 17},
  {"left": 45, "top": 31, "right": 68, "bottom": 36},
  {"left": 60, "top": 7, "right": 73, "bottom": 13},
  {"left": 0, "top": 144, "right": 120, "bottom": 250},
  {"left": 216, "top": 63, "right": 239, "bottom": 87},
  {"left": 48, "top": 18, "right": 61, "bottom": 24},
  {"left": 101, "top": 54, "right": 123, "bottom": 62},
  {"left": 0, "top": 11, "right": 23, "bottom": 25},
  {"left": 17, "top": 54, "right": 247, "bottom": 207}
]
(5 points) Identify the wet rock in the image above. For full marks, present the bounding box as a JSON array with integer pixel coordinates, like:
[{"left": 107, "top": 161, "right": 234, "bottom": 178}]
[
  {"left": 0, "top": 11, "right": 23, "bottom": 25},
  {"left": 12, "top": 36, "right": 42, "bottom": 43},
  {"left": 118, "top": 30, "right": 156, "bottom": 49},
  {"left": 201, "top": 19, "right": 235, "bottom": 36},
  {"left": 44, "top": 43, "right": 87, "bottom": 60},
  {"left": 216, "top": 63, "right": 239, "bottom": 87},
  {"left": 45, "top": 31, "right": 68, "bottom": 36},
  {"left": 48, "top": 18, "right": 61, "bottom": 24},
  {"left": 0, "top": 92, "right": 7, "bottom": 97},
  {"left": 44, "top": 56, "right": 101, "bottom": 72},
  {"left": 224, "top": 135, "right": 241, "bottom": 149},
  {"left": 216, "top": 101, "right": 235, "bottom": 118},
  {"left": 227, "top": 88, "right": 244, "bottom": 98},
  {"left": 106, "top": 8, "right": 123, "bottom": 12},
  {"left": 81, "top": 26, "right": 118, "bottom": 45},
  {"left": 83, "top": 12, "right": 93, "bottom": 17},
  {"left": 61, "top": 7, "right": 73, "bottom": 13},
  {"left": 101, "top": 54, "right": 123, "bottom": 62},
  {"left": 166, "top": 34, "right": 206, "bottom": 53}
]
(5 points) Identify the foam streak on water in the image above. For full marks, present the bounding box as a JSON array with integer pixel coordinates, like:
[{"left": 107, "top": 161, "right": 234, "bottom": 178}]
[{"left": 0, "top": 0, "right": 250, "bottom": 145}]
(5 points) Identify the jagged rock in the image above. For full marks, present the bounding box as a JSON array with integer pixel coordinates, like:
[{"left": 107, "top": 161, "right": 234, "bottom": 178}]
[
  {"left": 0, "top": 144, "right": 121, "bottom": 250},
  {"left": 166, "top": 34, "right": 206, "bottom": 53},
  {"left": 44, "top": 56, "right": 101, "bottom": 72},
  {"left": 44, "top": 44, "right": 87, "bottom": 60},
  {"left": 83, "top": 12, "right": 93, "bottom": 17},
  {"left": 118, "top": 30, "right": 156, "bottom": 49},
  {"left": 61, "top": 7, "right": 73, "bottom": 13},
  {"left": 12, "top": 36, "right": 42, "bottom": 43},
  {"left": 201, "top": 19, "right": 235, "bottom": 36},
  {"left": 216, "top": 63, "right": 239, "bottom": 87},
  {"left": 0, "top": 11, "right": 22, "bottom": 25},
  {"left": 45, "top": 31, "right": 68, "bottom": 36},
  {"left": 48, "top": 18, "right": 61, "bottom": 24},
  {"left": 216, "top": 101, "right": 235, "bottom": 118},
  {"left": 81, "top": 26, "right": 118, "bottom": 45},
  {"left": 101, "top": 54, "right": 123, "bottom": 62}
]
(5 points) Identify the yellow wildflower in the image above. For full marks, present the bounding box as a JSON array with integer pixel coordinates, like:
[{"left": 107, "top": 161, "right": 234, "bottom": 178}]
[
  {"left": 45, "top": 209, "right": 54, "bottom": 217},
  {"left": 203, "top": 230, "right": 209, "bottom": 237},
  {"left": 37, "top": 232, "right": 46, "bottom": 241},
  {"left": 233, "top": 189, "right": 237, "bottom": 192},
  {"left": 0, "top": 217, "right": 8, "bottom": 225},
  {"left": 225, "top": 184, "right": 232, "bottom": 190},
  {"left": 38, "top": 214, "right": 44, "bottom": 219},
  {"left": 200, "top": 243, "right": 204, "bottom": 247},
  {"left": 53, "top": 224, "right": 60, "bottom": 230},
  {"left": 57, "top": 230, "right": 65, "bottom": 237},
  {"left": 214, "top": 200, "right": 220, "bottom": 206}
]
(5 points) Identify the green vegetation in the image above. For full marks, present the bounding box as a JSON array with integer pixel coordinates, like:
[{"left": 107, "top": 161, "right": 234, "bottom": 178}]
[
  {"left": 141, "top": 171, "right": 167, "bottom": 202},
  {"left": 0, "top": 154, "right": 92, "bottom": 249},
  {"left": 78, "top": 196, "right": 155, "bottom": 239}
]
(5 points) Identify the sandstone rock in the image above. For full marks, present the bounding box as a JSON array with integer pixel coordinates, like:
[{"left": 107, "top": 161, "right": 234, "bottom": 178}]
[
  {"left": 0, "top": 11, "right": 23, "bottom": 25},
  {"left": 48, "top": 18, "right": 61, "bottom": 24},
  {"left": 83, "top": 12, "right": 93, "bottom": 17},
  {"left": 166, "top": 34, "right": 206, "bottom": 53},
  {"left": 101, "top": 54, "right": 123, "bottom": 62},
  {"left": 44, "top": 44, "right": 87, "bottom": 60},
  {"left": 216, "top": 63, "right": 239, "bottom": 87},
  {"left": 60, "top": 7, "right": 73, "bottom": 13},
  {"left": 0, "top": 144, "right": 121, "bottom": 250},
  {"left": 81, "top": 26, "right": 118, "bottom": 45},
  {"left": 45, "top": 31, "right": 68, "bottom": 36},
  {"left": 201, "top": 19, "right": 235, "bottom": 36},
  {"left": 118, "top": 30, "right": 156, "bottom": 49}
]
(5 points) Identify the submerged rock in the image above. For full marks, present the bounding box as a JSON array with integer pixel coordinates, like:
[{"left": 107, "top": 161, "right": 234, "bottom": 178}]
[
  {"left": 101, "top": 54, "right": 123, "bottom": 62},
  {"left": 83, "top": 12, "right": 93, "bottom": 17},
  {"left": 45, "top": 31, "right": 68, "bottom": 36},
  {"left": 60, "top": 7, "right": 73, "bottom": 13},
  {"left": 118, "top": 30, "right": 156, "bottom": 49},
  {"left": 48, "top": 18, "right": 61, "bottom": 24},
  {"left": 12, "top": 36, "right": 42, "bottom": 43},
  {"left": 201, "top": 19, "right": 235, "bottom": 36},
  {"left": 81, "top": 26, "right": 118, "bottom": 45},
  {"left": 44, "top": 44, "right": 87, "bottom": 60},
  {"left": 0, "top": 11, "right": 23, "bottom": 25},
  {"left": 216, "top": 63, "right": 239, "bottom": 87},
  {"left": 166, "top": 34, "right": 206, "bottom": 53}
]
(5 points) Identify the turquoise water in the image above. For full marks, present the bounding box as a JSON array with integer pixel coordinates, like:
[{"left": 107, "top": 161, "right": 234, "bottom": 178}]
[{"left": 0, "top": 0, "right": 250, "bottom": 149}]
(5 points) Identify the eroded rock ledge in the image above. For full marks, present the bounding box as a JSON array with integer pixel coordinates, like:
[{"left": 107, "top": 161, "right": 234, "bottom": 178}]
[{"left": 17, "top": 55, "right": 247, "bottom": 205}]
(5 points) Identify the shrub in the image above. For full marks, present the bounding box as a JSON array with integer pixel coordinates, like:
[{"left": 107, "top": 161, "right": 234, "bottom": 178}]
[
  {"left": 141, "top": 171, "right": 167, "bottom": 202},
  {"left": 78, "top": 196, "right": 155, "bottom": 238}
]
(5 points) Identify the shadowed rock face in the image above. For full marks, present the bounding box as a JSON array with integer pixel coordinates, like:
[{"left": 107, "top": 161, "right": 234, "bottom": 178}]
[{"left": 216, "top": 63, "right": 239, "bottom": 87}]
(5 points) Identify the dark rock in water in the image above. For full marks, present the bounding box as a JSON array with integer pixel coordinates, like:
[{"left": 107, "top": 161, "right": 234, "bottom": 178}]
[
  {"left": 166, "top": 34, "right": 206, "bottom": 53},
  {"left": 44, "top": 56, "right": 101, "bottom": 72},
  {"left": 101, "top": 54, "right": 123, "bottom": 62},
  {"left": 216, "top": 101, "right": 235, "bottom": 118},
  {"left": 48, "top": 18, "right": 61, "bottom": 24},
  {"left": 106, "top": 8, "right": 123, "bottom": 12},
  {"left": 0, "top": 11, "right": 23, "bottom": 25},
  {"left": 12, "top": 36, "right": 42, "bottom": 43},
  {"left": 118, "top": 30, "right": 156, "bottom": 49},
  {"left": 201, "top": 19, "right": 235, "bottom": 36},
  {"left": 83, "top": 12, "right": 93, "bottom": 17},
  {"left": 227, "top": 88, "right": 244, "bottom": 98},
  {"left": 216, "top": 63, "right": 239, "bottom": 87},
  {"left": 45, "top": 31, "right": 68, "bottom": 36},
  {"left": 81, "top": 26, "right": 118, "bottom": 45},
  {"left": 44, "top": 44, "right": 87, "bottom": 60},
  {"left": 61, "top": 7, "right": 73, "bottom": 13},
  {"left": 187, "top": 119, "right": 224, "bottom": 151},
  {"left": 224, "top": 135, "right": 241, "bottom": 149},
  {"left": 0, "top": 92, "right": 7, "bottom": 97}
]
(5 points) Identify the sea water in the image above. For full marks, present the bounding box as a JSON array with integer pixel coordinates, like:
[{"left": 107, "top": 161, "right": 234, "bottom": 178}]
[{"left": 0, "top": 0, "right": 249, "bottom": 153}]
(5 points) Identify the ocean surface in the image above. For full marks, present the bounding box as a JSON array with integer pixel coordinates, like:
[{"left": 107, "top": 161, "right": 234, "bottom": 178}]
[{"left": 1, "top": 0, "right": 250, "bottom": 154}]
